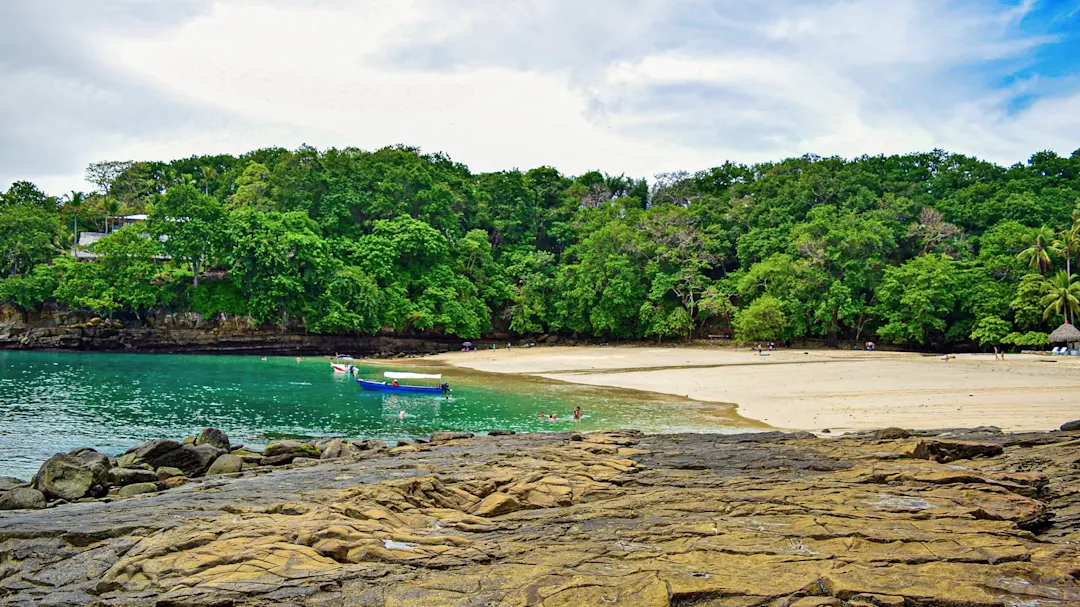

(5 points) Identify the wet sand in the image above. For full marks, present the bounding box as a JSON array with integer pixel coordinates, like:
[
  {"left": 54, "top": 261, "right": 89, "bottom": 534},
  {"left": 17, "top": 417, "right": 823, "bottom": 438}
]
[{"left": 428, "top": 346, "right": 1080, "bottom": 433}]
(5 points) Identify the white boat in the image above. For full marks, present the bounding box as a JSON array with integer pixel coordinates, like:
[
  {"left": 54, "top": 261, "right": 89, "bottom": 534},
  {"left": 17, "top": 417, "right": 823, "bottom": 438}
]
[{"left": 331, "top": 363, "right": 355, "bottom": 373}]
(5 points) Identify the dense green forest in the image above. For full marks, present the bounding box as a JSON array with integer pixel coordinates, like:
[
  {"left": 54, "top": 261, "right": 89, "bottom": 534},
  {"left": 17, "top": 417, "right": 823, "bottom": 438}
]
[{"left": 2, "top": 145, "right": 1080, "bottom": 349}]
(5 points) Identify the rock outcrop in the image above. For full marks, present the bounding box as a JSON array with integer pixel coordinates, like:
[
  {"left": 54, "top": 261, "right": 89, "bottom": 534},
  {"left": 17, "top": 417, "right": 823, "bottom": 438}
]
[
  {"left": 1, "top": 429, "right": 1079, "bottom": 606},
  {"left": 31, "top": 449, "right": 111, "bottom": 500},
  {"left": 0, "top": 304, "right": 462, "bottom": 355}
]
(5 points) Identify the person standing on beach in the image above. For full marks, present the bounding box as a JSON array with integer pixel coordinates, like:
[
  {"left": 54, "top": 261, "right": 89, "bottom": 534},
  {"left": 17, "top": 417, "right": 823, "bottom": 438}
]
[{"left": 993, "top": 346, "right": 1000, "bottom": 361}]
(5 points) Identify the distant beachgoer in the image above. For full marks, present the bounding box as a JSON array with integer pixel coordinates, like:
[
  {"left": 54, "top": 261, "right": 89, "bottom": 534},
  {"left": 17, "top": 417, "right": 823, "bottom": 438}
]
[
  {"left": 540, "top": 412, "right": 546, "bottom": 420},
  {"left": 261, "top": 357, "right": 267, "bottom": 361},
  {"left": 399, "top": 411, "right": 406, "bottom": 419},
  {"left": 391, "top": 380, "right": 399, "bottom": 386},
  {"left": 573, "top": 407, "right": 583, "bottom": 421},
  {"left": 993, "top": 346, "right": 1000, "bottom": 360},
  {"left": 296, "top": 357, "right": 301, "bottom": 363},
  {"left": 507, "top": 343, "right": 511, "bottom": 350},
  {"left": 940, "top": 354, "right": 950, "bottom": 361},
  {"left": 549, "top": 414, "right": 557, "bottom": 422}
]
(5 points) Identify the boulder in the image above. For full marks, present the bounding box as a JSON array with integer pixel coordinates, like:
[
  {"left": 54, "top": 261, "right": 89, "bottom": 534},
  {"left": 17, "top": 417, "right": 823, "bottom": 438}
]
[
  {"left": 163, "top": 477, "right": 189, "bottom": 490},
  {"left": 263, "top": 440, "right": 319, "bottom": 458},
  {"left": 0, "top": 487, "right": 46, "bottom": 510},
  {"left": 471, "top": 492, "right": 522, "bottom": 518},
  {"left": 206, "top": 454, "right": 244, "bottom": 476},
  {"left": 126, "top": 440, "right": 221, "bottom": 477},
  {"left": 180, "top": 435, "right": 196, "bottom": 445},
  {"left": 108, "top": 468, "right": 159, "bottom": 486},
  {"left": 874, "top": 427, "right": 911, "bottom": 440},
  {"left": 0, "top": 477, "right": 27, "bottom": 491},
  {"left": 117, "top": 482, "right": 158, "bottom": 498},
  {"left": 231, "top": 449, "right": 264, "bottom": 464},
  {"left": 351, "top": 439, "right": 386, "bottom": 451},
  {"left": 195, "top": 427, "right": 230, "bottom": 451},
  {"left": 908, "top": 439, "right": 1004, "bottom": 463},
  {"left": 1060, "top": 420, "right": 1080, "bottom": 432},
  {"left": 156, "top": 467, "right": 185, "bottom": 481},
  {"left": 259, "top": 453, "right": 297, "bottom": 467},
  {"left": 429, "top": 431, "right": 474, "bottom": 443},
  {"left": 320, "top": 438, "right": 349, "bottom": 459},
  {"left": 32, "top": 451, "right": 111, "bottom": 501}
]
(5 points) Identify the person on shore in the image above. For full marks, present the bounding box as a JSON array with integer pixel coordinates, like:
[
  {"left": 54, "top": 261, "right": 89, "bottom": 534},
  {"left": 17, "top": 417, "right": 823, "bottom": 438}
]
[
  {"left": 993, "top": 346, "right": 1000, "bottom": 361},
  {"left": 507, "top": 343, "right": 512, "bottom": 350}
]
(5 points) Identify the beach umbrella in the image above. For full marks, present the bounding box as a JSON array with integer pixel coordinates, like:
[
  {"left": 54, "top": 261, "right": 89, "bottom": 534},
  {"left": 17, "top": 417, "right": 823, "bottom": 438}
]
[
  {"left": 1048, "top": 322, "right": 1080, "bottom": 344},
  {"left": 462, "top": 341, "right": 473, "bottom": 346}
]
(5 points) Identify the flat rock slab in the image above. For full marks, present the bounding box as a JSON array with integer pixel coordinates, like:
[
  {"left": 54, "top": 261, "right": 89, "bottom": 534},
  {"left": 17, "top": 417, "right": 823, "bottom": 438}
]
[{"left": 1, "top": 430, "right": 1079, "bottom": 606}]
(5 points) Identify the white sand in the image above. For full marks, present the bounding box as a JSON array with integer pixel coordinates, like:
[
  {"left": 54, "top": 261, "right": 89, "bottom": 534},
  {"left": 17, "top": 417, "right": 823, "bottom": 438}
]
[{"left": 428, "top": 347, "right": 1080, "bottom": 433}]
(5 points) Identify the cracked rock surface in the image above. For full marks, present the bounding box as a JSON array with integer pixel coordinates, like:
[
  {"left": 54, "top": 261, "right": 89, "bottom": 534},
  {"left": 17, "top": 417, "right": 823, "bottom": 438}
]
[{"left": 1, "top": 429, "right": 1079, "bottom": 606}]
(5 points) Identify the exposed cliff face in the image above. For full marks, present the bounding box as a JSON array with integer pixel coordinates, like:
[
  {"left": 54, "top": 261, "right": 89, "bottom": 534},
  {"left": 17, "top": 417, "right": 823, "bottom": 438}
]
[
  {"left": 0, "top": 305, "right": 458, "bottom": 355},
  {"left": 1, "top": 428, "right": 1079, "bottom": 606}
]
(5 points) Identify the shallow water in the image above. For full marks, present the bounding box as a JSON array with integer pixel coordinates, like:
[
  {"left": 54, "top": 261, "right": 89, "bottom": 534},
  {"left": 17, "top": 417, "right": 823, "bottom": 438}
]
[{"left": 0, "top": 350, "right": 748, "bottom": 479}]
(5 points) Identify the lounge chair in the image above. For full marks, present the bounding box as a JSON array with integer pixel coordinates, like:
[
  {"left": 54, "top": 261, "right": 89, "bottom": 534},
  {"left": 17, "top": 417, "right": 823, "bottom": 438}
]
[{"left": 1051, "top": 346, "right": 1062, "bottom": 355}]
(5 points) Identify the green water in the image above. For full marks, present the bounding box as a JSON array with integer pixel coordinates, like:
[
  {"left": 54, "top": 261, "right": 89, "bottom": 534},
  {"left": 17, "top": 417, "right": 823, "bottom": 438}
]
[{"left": 0, "top": 350, "right": 741, "bottom": 479}]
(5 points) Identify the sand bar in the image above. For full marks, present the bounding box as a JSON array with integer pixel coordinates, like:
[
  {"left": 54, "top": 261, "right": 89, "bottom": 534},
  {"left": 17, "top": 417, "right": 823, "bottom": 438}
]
[{"left": 428, "top": 346, "right": 1080, "bottom": 433}]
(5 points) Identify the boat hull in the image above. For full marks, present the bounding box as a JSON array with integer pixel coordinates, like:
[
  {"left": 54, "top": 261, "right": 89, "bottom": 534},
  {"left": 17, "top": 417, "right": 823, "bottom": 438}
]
[{"left": 357, "top": 379, "right": 443, "bottom": 394}]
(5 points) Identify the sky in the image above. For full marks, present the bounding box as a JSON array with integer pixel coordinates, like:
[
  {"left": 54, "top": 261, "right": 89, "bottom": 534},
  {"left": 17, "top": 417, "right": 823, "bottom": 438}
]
[{"left": 2, "top": 0, "right": 1080, "bottom": 195}]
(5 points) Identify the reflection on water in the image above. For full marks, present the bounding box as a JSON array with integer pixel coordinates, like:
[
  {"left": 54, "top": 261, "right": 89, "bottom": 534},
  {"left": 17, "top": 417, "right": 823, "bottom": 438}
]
[{"left": 0, "top": 350, "right": 748, "bottom": 479}]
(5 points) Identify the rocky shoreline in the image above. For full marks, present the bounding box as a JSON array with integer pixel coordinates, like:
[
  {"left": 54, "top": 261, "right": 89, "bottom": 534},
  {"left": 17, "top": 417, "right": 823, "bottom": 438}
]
[
  {"left": 2, "top": 424, "right": 1080, "bottom": 606},
  {"left": 0, "top": 305, "right": 468, "bottom": 355}
]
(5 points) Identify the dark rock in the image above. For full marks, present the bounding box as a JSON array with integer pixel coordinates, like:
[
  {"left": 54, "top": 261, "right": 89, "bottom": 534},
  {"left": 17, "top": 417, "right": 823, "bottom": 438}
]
[
  {"left": 1060, "top": 420, "right": 1080, "bottom": 432},
  {"left": 428, "top": 431, "right": 474, "bottom": 443},
  {"left": 487, "top": 430, "right": 516, "bottom": 436},
  {"left": 133, "top": 438, "right": 183, "bottom": 461},
  {"left": 875, "top": 427, "right": 911, "bottom": 440},
  {"left": 195, "top": 427, "right": 230, "bottom": 451},
  {"left": 206, "top": 454, "right": 244, "bottom": 475},
  {"left": 320, "top": 438, "right": 350, "bottom": 460},
  {"left": 396, "top": 439, "right": 417, "bottom": 447},
  {"left": 263, "top": 440, "right": 319, "bottom": 458},
  {"left": 116, "top": 482, "right": 158, "bottom": 498},
  {"left": 0, "top": 487, "right": 46, "bottom": 510},
  {"left": 0, "top": 476, "right": 27, "bottom": 491},
  {"left": 909, "top": 439, "right": 1004, "bottom": 463},
  {"left": 351, "top": 439, "right": 386, "bottom": 451},
  {"left": 156, "top": 467, "right": 186, "bottom": 481},
  {"left": 259, "top": 453, "right": 297, "bottom": 467},
  {"left": 570, "top": 433, "right": 584, "bottom": 441},
  {"left": 821, "top": 429, "right": 831, "bottom": 434},
  {"left": 32, "top": 451, "right": 111, "bottom": 500},
  {"left": 129, "top": 441, "right": 220, "bottom": 478},
  {"left": 108, "top": 468, "right": 158, "bottom": 486}
]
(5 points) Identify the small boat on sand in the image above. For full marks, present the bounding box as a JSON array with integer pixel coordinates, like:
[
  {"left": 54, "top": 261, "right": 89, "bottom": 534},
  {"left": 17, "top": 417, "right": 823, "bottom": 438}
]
[{"left": 357, "top": 372, "right": 449, "bottom": 395}]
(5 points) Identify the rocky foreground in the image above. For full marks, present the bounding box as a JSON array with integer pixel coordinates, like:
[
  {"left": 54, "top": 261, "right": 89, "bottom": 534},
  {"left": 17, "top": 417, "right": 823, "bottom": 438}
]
[{"left": 1, "top": 427, "right": 1079, "bottom": 607}]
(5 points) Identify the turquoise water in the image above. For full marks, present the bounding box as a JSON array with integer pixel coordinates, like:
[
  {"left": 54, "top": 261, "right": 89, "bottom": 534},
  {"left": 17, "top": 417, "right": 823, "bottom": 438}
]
[{"left": 0, "top": 350, "right": 741, "bottom": 479}]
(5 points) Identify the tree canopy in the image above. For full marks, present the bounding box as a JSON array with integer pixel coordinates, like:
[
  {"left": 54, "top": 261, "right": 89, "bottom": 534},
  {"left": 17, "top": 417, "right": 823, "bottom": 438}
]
[{"left": 3, "top": 144, "right": 1080, "bottom": 346}]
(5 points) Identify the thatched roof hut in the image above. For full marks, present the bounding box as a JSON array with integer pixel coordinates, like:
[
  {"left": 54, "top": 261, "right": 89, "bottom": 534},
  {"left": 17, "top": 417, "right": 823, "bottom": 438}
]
[{"left": 1048, "top": 322, "right": 1080, "bottom": 344}]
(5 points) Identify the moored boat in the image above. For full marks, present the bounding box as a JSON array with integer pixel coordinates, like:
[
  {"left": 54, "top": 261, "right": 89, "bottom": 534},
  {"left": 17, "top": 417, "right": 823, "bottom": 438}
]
[
  {"left": 357, "top": 379, "right": 443, "bottom": 394},
  {"left": 331, "top": 363, "right": 355, "bottom": 373},
  {"left": 357, "top": 371, "right": 449, "bottom": 395}
]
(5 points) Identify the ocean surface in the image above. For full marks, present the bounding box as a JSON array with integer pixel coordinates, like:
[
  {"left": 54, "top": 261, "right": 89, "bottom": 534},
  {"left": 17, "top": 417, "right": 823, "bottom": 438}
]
[{"left": 0, "top": 350, "right": 741, "bottom": 479}]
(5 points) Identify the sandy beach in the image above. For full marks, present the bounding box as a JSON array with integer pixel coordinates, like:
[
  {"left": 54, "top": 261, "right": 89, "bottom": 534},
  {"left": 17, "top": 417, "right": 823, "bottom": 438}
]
[{"left": 428, "top": 346, "right": 1080, "bottom": 433}]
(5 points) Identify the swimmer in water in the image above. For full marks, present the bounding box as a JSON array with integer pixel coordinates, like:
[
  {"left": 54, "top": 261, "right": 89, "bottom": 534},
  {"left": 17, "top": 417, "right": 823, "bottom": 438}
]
[
  {"left": 549, "top": 413, "right": 557, "bottom": 422},
  {"left": 399, "top": 411, "right": 406, "bottom": 419},
  {"left": 540, "top": 412, "right": 546, "bottom": 420}
]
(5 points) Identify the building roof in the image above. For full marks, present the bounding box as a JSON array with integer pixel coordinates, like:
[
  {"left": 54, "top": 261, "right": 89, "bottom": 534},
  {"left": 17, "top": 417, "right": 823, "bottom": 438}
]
[
  {"left": 121, "top": 214, "right": 149, "bottom": 221},
  {"left": 1048, "top": 322, "right": 1080, "bottom": 343}
]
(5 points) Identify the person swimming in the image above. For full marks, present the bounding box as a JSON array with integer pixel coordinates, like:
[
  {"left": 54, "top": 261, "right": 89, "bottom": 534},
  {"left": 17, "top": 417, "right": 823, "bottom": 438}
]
[
  {"left": 549, "top": 413, "right": 557, "bottom": 422},
  {"left": 573, "top": 407, "right": 583, "bottom": 421},
  {"left": 399, "top": 411, "right": 406, "bottom": 419}
]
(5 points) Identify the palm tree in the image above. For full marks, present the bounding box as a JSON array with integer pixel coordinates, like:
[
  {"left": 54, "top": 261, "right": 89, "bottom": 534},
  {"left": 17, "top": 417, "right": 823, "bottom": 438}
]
[
  {"left": 64, "top": 191, "right": 86, "bottom": 255},
  {"left": 200, "top": 166, "right": 218, "bottom": 196},
  {"left": 1052, "top": 210, "right": 1080, "bottom": 278},
  {"left": 1019, "top": 227, "right": 1055, "bottom": 274},
  {"left": 1040, "top": 270, "right": 1080, "bottom": 325},
  {"left": 104, "top": 198, "right": 120, "bottom": 234}
]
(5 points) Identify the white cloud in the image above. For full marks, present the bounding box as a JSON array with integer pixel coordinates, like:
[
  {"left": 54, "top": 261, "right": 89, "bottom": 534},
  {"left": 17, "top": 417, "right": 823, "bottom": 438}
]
[{"left": 3, "top": 0, "right": 1079, "bottom": 195}]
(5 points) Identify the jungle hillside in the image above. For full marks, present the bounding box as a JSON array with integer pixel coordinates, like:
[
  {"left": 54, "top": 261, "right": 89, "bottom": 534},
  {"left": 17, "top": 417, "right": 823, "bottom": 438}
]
[{"left": 3, "top": 145, "right": 1080, "bottom": 349}]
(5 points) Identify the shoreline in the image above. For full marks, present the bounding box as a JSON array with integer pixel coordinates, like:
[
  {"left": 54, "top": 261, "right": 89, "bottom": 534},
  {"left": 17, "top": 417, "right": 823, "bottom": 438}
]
[{"left": 428, "top": 346, "right": 1080, "bottom": 433}]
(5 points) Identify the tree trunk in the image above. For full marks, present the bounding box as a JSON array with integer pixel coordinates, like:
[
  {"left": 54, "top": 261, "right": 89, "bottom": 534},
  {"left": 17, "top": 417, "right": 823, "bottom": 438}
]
[
  {"left": 72, "top": 215, "right": 78, "bottom": 255},
  {"left": 193, "top": 258, "right": 199, "bottom": 288}
]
